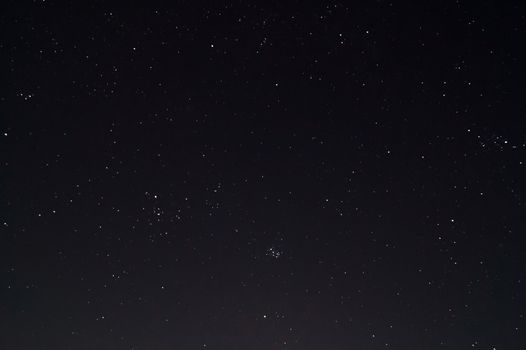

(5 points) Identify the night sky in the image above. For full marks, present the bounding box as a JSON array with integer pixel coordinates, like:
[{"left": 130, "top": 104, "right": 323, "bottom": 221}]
[{"left": 2, "top": 1, "right": 526, "bottom": 349}]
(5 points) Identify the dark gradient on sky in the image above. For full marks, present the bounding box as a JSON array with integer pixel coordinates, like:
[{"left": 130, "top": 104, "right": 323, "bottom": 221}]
[{"left": 1, "top": 1, "right": 526, "bottom": 349}]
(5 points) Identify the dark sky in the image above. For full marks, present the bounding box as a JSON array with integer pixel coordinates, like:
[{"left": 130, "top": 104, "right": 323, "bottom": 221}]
[{"left": 1, "top": 1, "right": 526, "bottom": 349}]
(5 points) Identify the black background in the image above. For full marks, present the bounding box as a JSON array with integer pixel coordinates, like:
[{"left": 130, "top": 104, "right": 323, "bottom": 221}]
[{"left": 1, "top": 1, "right": 526, "bottom": 349}]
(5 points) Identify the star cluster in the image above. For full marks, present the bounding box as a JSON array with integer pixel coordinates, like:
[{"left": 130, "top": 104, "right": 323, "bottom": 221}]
[{"left": 1, "top": 1, "right": 526, "bottom": 349}]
